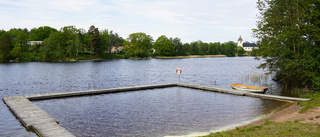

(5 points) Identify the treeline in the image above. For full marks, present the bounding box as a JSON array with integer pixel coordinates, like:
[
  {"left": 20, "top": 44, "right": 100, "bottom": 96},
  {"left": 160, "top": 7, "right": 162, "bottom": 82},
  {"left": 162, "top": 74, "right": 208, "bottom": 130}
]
[{"left": 0, "top": 25, "right": 246, "bottom": 62}]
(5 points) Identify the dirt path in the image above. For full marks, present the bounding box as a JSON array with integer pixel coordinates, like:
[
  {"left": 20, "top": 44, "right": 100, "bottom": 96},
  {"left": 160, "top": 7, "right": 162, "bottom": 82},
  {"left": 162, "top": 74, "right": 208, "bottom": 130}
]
[
  {"left": 270, "top": 103, "right": 320, "bottom": 124},
  {"left": 240, "top": 102, "right": 320, "bottom": 128}
]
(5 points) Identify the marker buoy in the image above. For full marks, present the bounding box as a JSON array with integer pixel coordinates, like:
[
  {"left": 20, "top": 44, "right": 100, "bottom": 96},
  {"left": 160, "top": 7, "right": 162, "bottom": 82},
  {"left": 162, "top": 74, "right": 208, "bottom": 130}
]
[{"left": 176, "top": 68, "right": 182, "bottom": 74}]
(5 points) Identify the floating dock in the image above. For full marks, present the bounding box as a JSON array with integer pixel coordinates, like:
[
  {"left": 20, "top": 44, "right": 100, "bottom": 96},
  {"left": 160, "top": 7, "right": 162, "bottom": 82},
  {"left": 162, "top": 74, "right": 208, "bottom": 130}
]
[
  {"left": 3, "top": 83, "right": 311, "bottom": 137},
  {"left": 177, "top": 83, "right": 311, "bottom": 101},
  {"left": 3, "top": 96, "right": 75, "bottom": 137}
]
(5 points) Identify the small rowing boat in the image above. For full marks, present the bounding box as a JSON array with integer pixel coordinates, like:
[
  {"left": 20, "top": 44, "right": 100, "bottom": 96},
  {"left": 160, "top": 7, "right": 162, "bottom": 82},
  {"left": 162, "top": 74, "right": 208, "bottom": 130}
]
[{"left": 230, "top": 83, "right": 268, "bottom": 93}]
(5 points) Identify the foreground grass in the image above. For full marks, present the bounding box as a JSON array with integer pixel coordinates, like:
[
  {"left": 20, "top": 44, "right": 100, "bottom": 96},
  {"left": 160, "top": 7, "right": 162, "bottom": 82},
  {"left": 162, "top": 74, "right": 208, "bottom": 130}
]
[
  {"left": 205, "top": 121, "right": 320, "bottom": 137},
  {"left": 298, "top": 92, "right": 320, "bottom": 113},
  {"left": 204, "top": 91, "right": 320, "bottom": 137}
]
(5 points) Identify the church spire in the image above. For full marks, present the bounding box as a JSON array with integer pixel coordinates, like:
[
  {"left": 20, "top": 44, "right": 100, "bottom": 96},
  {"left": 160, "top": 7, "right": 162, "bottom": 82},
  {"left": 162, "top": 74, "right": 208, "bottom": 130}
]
[
  {"left": 238, "top": 36, "right": 243, "bottom": 42},
  {"left": 237, "top": 35, "right": 243, "bottom": 47}
]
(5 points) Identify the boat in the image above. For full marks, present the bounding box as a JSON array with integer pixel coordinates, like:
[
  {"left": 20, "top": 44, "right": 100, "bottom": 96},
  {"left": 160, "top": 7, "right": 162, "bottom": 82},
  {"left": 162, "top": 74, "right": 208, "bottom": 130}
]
[{"left": 230, "top": 83, "right": 268, "bottom": 93}]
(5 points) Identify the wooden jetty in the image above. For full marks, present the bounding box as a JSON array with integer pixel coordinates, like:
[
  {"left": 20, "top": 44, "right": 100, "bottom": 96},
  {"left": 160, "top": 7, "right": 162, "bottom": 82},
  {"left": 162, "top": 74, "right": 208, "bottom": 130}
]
[
  {"left": 177, "top": 83, "right": 311, "bottom": 101},
  {"left": 25, "top": 83, "right": 177, "bottom": 100},
  {"left": 2, "top": 83, "right": 310, "bottom": 137},
  {"left": 3, "top": 96, "right": 75, "bottom": 137}
]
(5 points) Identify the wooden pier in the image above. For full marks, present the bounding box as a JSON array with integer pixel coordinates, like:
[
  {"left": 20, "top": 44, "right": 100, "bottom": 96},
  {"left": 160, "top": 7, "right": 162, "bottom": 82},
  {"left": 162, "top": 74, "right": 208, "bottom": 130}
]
[
  {"left": 3, "top": 83, "right": 310, "bottom": 137},
  {"left": 25, "top": 83, "right": 177, "bottom": 100},
  {"left": 177, "top": 83, "right": 311, "bottom": 101},
  {"left": 3, "top": 96, "right": 75, "bottom": 137}
]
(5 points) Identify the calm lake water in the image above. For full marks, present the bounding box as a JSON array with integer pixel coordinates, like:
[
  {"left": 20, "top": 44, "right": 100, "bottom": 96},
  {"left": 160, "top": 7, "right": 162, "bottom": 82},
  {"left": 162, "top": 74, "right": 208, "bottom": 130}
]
[{"left": 0, "top": 57, "right": 288, "bottom": 137}]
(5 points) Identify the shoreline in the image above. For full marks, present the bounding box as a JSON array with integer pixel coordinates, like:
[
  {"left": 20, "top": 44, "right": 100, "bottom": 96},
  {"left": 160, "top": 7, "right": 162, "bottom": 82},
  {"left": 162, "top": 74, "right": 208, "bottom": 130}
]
[
  {"left": 208, "top": 102, "right": 295, "bottom": 134},
  {"left": 5, "top": 55, "right": 230, "bottom": 63},
  {"left": 219, "top": 102, "right": 320, "bottom": 133},
  {"left": 165, "top": 101, "right": 295, "bottom": 137},
  {"left": 234, "top": 102, "right": 298, "bottom": 129}
]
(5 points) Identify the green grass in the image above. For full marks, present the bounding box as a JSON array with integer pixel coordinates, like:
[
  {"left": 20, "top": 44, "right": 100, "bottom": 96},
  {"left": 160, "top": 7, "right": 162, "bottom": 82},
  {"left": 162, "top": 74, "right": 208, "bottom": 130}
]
[
  {"left": 298, "top": 92, "right": 320, "bottom": 113},
  {"left": 203, "top": 91, "right": 320, "bottom": 137},
  {"left": 204, "top": 121, "right": 320, "bottom": 137}
]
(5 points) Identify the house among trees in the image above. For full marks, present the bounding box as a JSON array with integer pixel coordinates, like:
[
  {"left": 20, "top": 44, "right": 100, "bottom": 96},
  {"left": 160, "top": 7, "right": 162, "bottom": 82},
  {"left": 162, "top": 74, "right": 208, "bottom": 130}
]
[
  {"left": 27, "top": 41, "right": 42, "bottom": 46},
  {"left": 237, "top": 36, "right": 258, "bottom": 51},
  {"left": 111, "top": 46, "right": 123, "bottom": 53}
]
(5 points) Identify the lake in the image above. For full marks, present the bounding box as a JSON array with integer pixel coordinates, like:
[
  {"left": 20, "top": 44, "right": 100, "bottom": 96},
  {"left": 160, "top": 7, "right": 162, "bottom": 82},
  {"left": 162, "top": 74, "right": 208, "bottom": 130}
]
[{"left": 0, "top": 57, "right": 288, "bottom": 137}]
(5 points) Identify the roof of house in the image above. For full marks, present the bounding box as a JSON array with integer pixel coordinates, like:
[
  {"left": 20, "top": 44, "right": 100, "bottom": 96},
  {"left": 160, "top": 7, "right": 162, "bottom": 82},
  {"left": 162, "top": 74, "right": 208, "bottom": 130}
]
[{"left": 243, "top": 43, "right": 258, "bottom": 47}]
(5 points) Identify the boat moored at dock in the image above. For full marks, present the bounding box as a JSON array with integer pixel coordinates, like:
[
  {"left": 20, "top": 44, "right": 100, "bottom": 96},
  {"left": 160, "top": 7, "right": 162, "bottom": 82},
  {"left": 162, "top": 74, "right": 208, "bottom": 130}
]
[{"left": 230, "top": 83, "right": 268, "bottom": 93}]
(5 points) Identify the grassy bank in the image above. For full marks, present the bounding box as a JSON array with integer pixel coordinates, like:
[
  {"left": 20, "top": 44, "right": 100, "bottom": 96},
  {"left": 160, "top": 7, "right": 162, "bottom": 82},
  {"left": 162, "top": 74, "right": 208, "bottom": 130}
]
[
  {"left": 205, "top": 121, "right": 320, "bottom": 137},
  {"left": 204, "top": 91, "right": 320, "bottom": 137}
]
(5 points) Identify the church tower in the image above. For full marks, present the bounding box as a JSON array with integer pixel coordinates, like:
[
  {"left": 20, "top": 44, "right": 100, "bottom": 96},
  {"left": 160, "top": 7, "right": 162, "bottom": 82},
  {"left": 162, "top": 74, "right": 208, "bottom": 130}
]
[{"left": 237, "top": 36, "right": 243, "bottom": 47}]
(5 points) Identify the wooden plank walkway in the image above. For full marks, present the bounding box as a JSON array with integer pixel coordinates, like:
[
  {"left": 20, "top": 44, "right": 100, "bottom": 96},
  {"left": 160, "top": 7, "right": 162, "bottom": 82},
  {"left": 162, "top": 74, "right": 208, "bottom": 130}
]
[
  {"left": 3, "top": 96, "right": 75, "bottom": 137},
  {"left": 23, "top": 83, "right": 310, "bottom": 101},
  {"left": 3, "top": 82, "right": 310, "bottom": 137},
  {"left": 25, "top": 83, "right": 177, "bottom": 100},
  {"left": 177, "top": 83, "right": 311, "bottom": 101}
]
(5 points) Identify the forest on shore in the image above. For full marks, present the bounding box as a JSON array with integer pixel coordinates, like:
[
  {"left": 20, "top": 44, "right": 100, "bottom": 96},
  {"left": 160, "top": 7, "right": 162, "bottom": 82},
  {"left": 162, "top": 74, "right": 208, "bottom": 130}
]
[{"left": 0, "top": 25, "right": 252, "bottom": 62}]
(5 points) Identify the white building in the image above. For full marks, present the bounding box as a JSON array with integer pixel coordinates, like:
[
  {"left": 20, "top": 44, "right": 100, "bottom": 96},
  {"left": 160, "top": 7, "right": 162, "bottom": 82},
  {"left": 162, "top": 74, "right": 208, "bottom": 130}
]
[
  {"left": 27, "top": 41, "right": 43, "bottom": 46},
  {"left": 237, "top": 36, "right": 258, "bottom": 51},
  {"left": 111, "top": 46, "right": 124, "bottom": 53}
]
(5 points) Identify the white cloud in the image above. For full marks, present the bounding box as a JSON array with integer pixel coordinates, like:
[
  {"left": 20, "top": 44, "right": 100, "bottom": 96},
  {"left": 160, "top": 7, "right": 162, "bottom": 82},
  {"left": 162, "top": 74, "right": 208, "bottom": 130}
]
[{"left": 0, "top": 0, "right": 259, "bottom": 43}]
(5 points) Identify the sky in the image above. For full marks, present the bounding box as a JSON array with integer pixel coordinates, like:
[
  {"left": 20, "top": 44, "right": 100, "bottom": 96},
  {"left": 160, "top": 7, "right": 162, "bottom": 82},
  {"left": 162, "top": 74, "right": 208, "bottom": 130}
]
[{"left": 0, "top": 0, "right": 259, "bottom": 43}]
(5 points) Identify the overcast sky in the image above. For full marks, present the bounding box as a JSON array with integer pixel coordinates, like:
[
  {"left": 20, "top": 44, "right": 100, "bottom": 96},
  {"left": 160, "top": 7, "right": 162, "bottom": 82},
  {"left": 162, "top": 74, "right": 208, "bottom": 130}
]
[{"left": 0, "top": 0, "right": 259, "bottom": 43}]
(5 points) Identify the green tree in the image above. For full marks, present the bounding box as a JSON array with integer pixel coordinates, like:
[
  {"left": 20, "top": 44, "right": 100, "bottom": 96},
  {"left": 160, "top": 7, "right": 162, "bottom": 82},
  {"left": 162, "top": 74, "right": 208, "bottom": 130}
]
[
  {"left": 29, "top": 26, "right": 57, "bottom": 41},
  {"left": 208, "top": 42, "right": 215, "bottom": 55},
  {"left": 61, "top": 26, "right": 80, "bottom": 59},
  {"left": 124, "top": 32, "right": 153, "bottom": 57},
  {"left": 236, "top": 46, "right": 246, "bottom": 56},
  {"left": 216, "top": 42, "right": 224, "bottom": 55},
  {"left": 223, "top": 41, "right": 237, "bottom": 57},
  {"left": 100, "top": 29, "right": 110, "bottom": 56},
  {"left": 87, "top": 25, "right": 101, "bottom": 58},
  {"left": 10, "top": 45, "right": 22, "bottom": 59},
  {"left": 74, "top": 34, "right": 81, "bottom": 57},
  {"left": 182, "top": 43, "right": 191, "bottom": 55},
  {"left": 82, "top": 32, "right": 91, "bottom": 53},
  {"left": 0, "top": 30, "right": 6, "bottom": 37},
  {"left": 7, "top": 28, "right": 28, "bottom": 46},
  {"left": 5, "top": 29, "right": 29, "bottom": 61},
  {"left": 153, "top": 35, "right": 174, "bottom": 56},
  {"left": 170, "top": 37, "right": 183, "bottom": 55},
  {"left": 0, "top": 33, "right": 13, "bottom": 62},
  {"left": 253, "top": 0, "right": 320, "bottom": 89},
  {"left": 41, "top": 31, "right": 63, "bottom": 61},
  {"left": 200, "top": 42, "right": 208, "bottom": 55},
  {"left": 212, "top": 42, "right": 221, "bottom": 55},
  {"left": 190, "top": 41, "right": 200, "bottom": 55}
]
